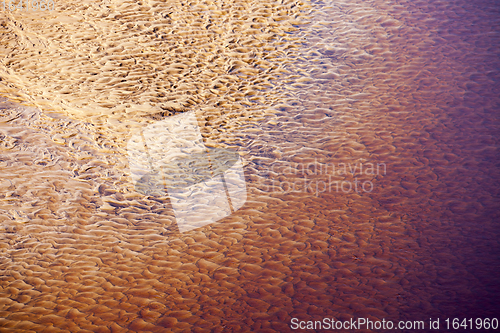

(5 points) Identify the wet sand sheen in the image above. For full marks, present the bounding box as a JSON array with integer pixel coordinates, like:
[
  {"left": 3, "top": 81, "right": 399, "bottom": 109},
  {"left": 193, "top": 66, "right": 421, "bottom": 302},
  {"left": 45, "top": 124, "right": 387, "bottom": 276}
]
[{"left": 2, "top": 0, "right": 500, "bottom": 332}]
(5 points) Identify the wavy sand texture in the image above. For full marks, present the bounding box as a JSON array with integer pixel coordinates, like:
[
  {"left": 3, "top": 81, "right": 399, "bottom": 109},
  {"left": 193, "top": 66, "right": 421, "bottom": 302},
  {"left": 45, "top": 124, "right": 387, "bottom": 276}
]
[
  {"left": 0, "top": 0, "right": 311, "bottom": 124},
  {"left": 1, "top": 0, "right": 500, "bottom": 332}
]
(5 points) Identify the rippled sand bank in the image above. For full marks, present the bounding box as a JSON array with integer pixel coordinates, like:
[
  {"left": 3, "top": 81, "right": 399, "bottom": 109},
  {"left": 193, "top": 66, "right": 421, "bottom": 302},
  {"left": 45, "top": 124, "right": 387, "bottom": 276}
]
[{"left": 1, "top": 0, "right": 500, "bottom": 331}]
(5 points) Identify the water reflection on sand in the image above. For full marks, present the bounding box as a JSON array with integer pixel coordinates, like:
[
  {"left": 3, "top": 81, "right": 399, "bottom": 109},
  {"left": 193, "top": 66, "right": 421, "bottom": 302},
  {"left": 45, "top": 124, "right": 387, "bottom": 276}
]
[{"left": 1, "top": 0, "right": 500, "bottom": 331}]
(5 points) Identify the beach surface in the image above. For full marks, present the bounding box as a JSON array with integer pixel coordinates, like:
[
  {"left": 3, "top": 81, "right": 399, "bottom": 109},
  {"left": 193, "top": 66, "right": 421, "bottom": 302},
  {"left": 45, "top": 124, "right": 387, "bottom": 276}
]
[{"left": 1, "top": 0, "right": 500, "bottom": 331}]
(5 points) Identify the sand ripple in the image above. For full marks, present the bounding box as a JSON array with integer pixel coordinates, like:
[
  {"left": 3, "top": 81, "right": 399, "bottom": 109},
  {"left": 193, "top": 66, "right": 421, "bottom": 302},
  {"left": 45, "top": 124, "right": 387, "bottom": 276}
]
[{"left": 1, "top": 0, "right": 500, "bottom": 331}]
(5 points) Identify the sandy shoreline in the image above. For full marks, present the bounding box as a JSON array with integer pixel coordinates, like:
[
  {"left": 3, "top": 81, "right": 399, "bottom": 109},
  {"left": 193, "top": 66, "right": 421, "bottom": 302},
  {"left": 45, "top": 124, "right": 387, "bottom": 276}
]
[{"left": 1, "top": 0, "right": 500, "bottom": 331}]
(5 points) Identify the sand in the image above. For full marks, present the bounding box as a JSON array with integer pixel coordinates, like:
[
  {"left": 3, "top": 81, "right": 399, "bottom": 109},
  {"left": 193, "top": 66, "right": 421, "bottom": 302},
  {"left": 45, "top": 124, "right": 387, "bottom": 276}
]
[{"left": 1, "top": 0, "right": 500, "bottom": 331}]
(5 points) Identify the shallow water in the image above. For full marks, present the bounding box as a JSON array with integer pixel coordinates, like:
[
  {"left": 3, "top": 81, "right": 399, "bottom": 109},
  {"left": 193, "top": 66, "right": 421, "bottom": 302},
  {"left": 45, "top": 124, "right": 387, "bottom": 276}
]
[{"left": 1, "top": 0, "right": 500, "bottom": 331}]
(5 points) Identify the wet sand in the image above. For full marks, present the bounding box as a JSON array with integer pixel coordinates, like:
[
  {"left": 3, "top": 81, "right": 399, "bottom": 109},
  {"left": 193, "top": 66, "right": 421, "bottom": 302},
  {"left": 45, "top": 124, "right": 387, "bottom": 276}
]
[{"left": 1, "top": 0, "right": 500, "bottom": 332}]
